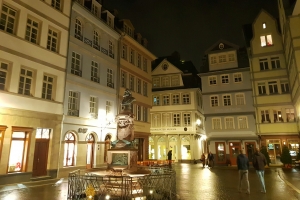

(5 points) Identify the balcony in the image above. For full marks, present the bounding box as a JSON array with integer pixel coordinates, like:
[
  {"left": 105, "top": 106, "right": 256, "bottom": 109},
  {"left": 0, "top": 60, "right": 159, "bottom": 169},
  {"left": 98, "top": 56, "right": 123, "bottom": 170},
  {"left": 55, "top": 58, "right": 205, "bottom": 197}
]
[
  {"left": 91, "top": 76, "right": 100, "bottom": 83},
  {"left": 101, "top": 47, "right": 108, "bottom": 55},
  {"left": 109, "top": 53, "right": 114, "bottom": 59},
  {"left": 74, "top": 33, "right": 83, "bottom": 41},
  {"left": 84, "top": 37, "right": 92, "bottom": 47},
  {"left": 71, "top": 69, "right": 82, "bottom": 77},
  {"left": 93, "top": 43, "right": 100, "bottom": 51}
]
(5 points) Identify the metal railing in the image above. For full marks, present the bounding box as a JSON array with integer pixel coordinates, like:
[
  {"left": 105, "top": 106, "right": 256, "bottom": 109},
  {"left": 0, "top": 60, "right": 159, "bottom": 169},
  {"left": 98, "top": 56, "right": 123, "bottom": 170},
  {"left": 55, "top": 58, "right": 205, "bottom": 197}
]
[{"left": 68, "top": 166, "right": 177, "bottom": 200}]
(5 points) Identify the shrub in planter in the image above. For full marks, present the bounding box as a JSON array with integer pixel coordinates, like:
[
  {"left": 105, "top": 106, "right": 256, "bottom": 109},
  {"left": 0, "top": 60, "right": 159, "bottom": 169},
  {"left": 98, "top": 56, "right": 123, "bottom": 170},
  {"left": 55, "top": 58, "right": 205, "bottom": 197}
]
[
  {"left": 280, "top": 145, "right": 292, "bottom": 167},
  {"left": 260, "top": 146, "right": 271, "bottom": 166}
]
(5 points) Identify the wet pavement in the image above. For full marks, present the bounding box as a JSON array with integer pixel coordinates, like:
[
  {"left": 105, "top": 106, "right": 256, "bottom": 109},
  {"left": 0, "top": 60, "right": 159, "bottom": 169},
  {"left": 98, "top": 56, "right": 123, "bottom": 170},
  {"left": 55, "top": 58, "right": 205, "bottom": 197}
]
[{"left": 0, "top": 164, "right": 300, "bottom": 200}]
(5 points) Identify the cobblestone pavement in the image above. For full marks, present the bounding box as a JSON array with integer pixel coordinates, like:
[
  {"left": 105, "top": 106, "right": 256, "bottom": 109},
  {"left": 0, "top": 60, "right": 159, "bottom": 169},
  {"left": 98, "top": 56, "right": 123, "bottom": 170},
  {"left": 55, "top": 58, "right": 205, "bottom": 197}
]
[{"left": 0, "top": 164, "right": 299, "bottom": 200}]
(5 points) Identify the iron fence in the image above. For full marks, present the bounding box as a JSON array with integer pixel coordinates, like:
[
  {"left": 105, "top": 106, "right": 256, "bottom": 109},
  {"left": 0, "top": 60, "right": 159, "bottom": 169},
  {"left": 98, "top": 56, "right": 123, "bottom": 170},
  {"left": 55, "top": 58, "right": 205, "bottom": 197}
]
[{"left": 67, "top": 166, "right": 177, "bottom": 200}]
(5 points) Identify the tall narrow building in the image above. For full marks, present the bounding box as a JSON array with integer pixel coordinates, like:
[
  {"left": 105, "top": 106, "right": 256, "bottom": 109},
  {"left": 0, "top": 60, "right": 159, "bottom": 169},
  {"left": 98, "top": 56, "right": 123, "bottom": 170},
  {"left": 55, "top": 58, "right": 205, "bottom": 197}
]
[
  {"left": 243, "top": 8, "right": 298, "bottom": 164},
  {"left": 59, "top": 0, "right": 120, "bottom": 177},
  {"left": 150, "top": 52, "right": 205, "bottom": 162},
  {"left": 199, "top": 40, "right": 256, "bottom": 166},
  {"left": 0, "top": 0, "right": 71, "bottom": 184},
  {"left": 115, "top": 18, "right": 156, "bottom": 161}
]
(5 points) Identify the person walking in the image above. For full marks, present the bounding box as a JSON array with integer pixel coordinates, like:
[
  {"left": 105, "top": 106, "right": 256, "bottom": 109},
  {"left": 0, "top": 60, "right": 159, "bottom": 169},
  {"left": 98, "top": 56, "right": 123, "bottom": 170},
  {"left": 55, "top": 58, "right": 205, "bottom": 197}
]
[
  {"left": 237, "top": 149, "right": 250, "bottom": 194},
  {"left": 208, "top": 152, "right": 214, "bottom": 168},
  {"left": 167, "top": 150, "right": 172, "bottom": 167},
  {"left": 253, "top": 147, "right": 267, "bottom": 193},
  {"left": 201, "top": 153, "right": 206, "bottom": 168}
]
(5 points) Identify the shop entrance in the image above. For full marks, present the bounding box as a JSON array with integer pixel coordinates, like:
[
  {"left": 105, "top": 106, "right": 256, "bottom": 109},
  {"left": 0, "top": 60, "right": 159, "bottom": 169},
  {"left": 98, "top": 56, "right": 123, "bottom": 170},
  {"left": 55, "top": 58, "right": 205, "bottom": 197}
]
[
  {"left": 245, "top": 142, "right": 256, "bottom": 163},
  {"left": 267, "top": 140, "right": 281, "bottom": 164},
  {"left": 229, "top": 142, "right": 240, "bottom": 165}
]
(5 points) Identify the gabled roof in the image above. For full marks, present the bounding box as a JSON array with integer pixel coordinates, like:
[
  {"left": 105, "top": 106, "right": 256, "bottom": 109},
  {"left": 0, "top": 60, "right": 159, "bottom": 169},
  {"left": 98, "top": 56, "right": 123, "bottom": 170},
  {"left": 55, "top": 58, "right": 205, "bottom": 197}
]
[{"left": 204, "top": 39, "right": 239, "bottom": 54}]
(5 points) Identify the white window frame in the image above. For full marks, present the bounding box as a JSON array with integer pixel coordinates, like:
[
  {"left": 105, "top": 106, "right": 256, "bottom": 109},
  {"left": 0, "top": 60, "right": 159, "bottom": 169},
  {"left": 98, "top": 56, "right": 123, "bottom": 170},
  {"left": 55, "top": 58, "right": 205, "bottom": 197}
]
[
  {"left": 163, "top": 95, "right": 170, "bottom": 105},
  {"left": 47, "top": 28, "right": 59, "bottom": 52},
  {"left": 221, "top": 74, "right": 229, "bottom": 84},
  {"left": 261, "top": 110, "right": 270, "bottom": 123},
  {"left": 210, "top": 95, "right": 219, "bottom": 107},
  {"left": 171, "top": 75, "right": 179, "bottom": 86},
  {"left": 237, "top": 116, "right": 248, "bottom": 129},
  {"left": 42, "top": 74, "right": 54, "bottom": 100},
  {"left": 153, "top": 96, "right": 160, "bottom": 106},
  {"left": 162, "top": 77, "right": 170, "bottom": 87},
  {"left": 153, "top": 77, "right": 160, "bottom": 88},
  {"left": 209, "top": 76, "right": 217, "bottom": 85},
  {"left": 286, "top": 108, "right": 295, "bottom": 122},
  {"left": 183, "top": 113, "right": 191, "bottom": 126},
  {"left": 68, "top": 91, "right": 80, "bottom": 116},
  {"left": 172, "top": 94, "right": 180, "bottom": 105},
  {"left": 260, "top": 34, "right": 273, "bottom": 47},
  {"left": 235, "top": 93, "right": 245, "bottom": 105},
  {"left": 91, "top": 61, "right": 99, "bottom": 83},
  {"left": 219, "top": 55, "right": 226, "bottom": 63},
  {"left": 107, "top": 68, "right": 113, "bottom": 88},
  {"left": 233, "top": 73, "right": 242, "bottom": 83},
  {"left": 173, "top": 113, "right": 180, "bottom": 127},
  {"left": 210, "top": 56, "right": 217, "bottom": 65},
  {"left": 268, "top": 81, "right": 278, "bottom": 94},
  {"left": 25, "top": 18, "right": 40, "bottom": 44},
  {"left": 225, "top": 117, "right": 234, "bottom": 129},
  {"left": 162, "top": 113, "right": 171, "bottom": 127},
  {"left": 71, "top": 52, "right": 81, "bottom": 76},
  {"left": 18, "top": 68, "right": 34, "bottom": 96},
  {"left": 259, "top": 58, "right": 269, "bottom": 70},
  {"left": 258, "top": 82, "right": 266, "bottom": 95},
  {"left": 89, "top": 96, "right": 97, "bottom": 118},
  {"left": 271, "top": 57, "right": 280, "bottom": 69},
  {"left": 1, "top": 4, "right": 17, "bottom": 34},
  {"left": 0, "top": 62, "right": 9, "bottom": 91},
  {"left": 212, "top": 118, "right": 222, "bottom": 130},
  {"left": 152, "top": 114, "right": 161, "bottom": 127},
  {"left": 122, "top": 44, "right": 127, "bottom": 60},
  {"left": 280, "top": 80, "right": 289, "bottom": 93},
  {"left": 223, "top": 94, "right": 231, "bottom": 106},
  {"left": 129, "top": 75, "right": 135, "bottom": 91},
  {"left": 182, "top": 93, "right": 190, "bottom": 104}
]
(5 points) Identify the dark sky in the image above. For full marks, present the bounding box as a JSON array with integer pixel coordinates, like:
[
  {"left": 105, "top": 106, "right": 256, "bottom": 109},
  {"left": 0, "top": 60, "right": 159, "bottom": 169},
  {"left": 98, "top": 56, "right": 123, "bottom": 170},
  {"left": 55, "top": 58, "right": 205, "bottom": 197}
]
[{"left": 103, "top": 0, "right": 279, "bottom": 71}]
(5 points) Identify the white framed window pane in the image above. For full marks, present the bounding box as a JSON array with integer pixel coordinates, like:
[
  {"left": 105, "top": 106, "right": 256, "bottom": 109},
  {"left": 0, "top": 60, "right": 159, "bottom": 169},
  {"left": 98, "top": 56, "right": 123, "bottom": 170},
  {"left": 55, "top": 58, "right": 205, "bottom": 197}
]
[{"left": 8, "top": 140, "right": 24, "bottom": 172}]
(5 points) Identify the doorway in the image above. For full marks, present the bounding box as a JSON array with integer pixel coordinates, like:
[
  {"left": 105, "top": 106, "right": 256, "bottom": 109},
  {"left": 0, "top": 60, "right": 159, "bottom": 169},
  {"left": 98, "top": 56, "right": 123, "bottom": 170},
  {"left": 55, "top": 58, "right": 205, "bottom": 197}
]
[
  {"left": 32, "top": 139, "right": 49, "bottom": 177},
  {"left": 245, "top": 142, "right": 256, "bottom": 163},
  {"left": 229, "top": 142, "right": 240, "bottom": 165},
  {"left": 86, "top": 134, "right": 95, "bottom": 169}
]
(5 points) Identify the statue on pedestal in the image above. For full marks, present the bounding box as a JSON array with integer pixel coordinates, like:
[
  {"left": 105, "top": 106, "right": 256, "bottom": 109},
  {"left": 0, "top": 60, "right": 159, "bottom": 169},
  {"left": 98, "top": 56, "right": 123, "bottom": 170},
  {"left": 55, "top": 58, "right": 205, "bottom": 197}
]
[{"left": 111, "top": 89, "right": 136, "bottom": 148}]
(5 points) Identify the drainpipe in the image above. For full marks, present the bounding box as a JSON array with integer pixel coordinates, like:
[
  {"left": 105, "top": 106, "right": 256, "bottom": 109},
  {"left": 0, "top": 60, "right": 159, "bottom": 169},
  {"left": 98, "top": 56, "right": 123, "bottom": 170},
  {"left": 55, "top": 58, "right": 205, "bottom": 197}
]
[{"left": 57, "top": 1, "right": 73, "bottom": 178}]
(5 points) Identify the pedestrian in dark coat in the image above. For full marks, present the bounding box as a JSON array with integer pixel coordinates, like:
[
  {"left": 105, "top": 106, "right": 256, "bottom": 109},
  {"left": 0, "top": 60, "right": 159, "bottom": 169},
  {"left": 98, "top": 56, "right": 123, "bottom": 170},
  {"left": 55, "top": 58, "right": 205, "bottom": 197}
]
[
  {"left": 207, "top": 152, "right": 214, "bottom": 168},
  {"left": 167, "top": 150, "right": 172, "bottom": 167},
  {"left": 253, "top": 147, "right": 267, "bottom": 193},
  {"left": 237, "top": 150, "right": 250, "bottom": 194}
]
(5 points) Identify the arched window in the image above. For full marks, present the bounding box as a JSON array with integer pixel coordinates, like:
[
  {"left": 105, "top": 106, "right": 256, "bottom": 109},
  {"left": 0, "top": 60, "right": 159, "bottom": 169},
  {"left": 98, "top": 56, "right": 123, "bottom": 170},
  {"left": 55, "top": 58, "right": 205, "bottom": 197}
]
[
  {"left": 63, "top": 132, "right": 75, "bottom": 166},
  {"left": 104, "top": 134, "right": 111, "bottom": 162},
  {"left": 86, "top": 134, "right": 95, "bottom": 169}
]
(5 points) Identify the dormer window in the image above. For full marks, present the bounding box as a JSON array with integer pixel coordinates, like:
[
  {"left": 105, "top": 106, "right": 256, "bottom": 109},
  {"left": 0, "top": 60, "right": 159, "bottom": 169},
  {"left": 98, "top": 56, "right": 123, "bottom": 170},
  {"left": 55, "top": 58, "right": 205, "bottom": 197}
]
[
  {"left": 262, "top": 23, "right": 266, "bottom": 29},
  {"left": 260, "top": 35, "right": 273, "bottom": 47},
  {"left": 108, "top": 17, "right": 112, "bottom": 26}
]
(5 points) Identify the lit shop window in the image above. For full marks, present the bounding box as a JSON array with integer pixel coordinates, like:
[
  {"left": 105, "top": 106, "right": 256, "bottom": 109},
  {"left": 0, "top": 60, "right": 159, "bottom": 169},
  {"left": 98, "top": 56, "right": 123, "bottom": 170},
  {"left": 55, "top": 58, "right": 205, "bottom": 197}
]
[
  {"left": 8, "top": 132, "right": 28, "bottom": 173},
  {"left": 63, "top": 132, "right": 75, "bottom": 166}
]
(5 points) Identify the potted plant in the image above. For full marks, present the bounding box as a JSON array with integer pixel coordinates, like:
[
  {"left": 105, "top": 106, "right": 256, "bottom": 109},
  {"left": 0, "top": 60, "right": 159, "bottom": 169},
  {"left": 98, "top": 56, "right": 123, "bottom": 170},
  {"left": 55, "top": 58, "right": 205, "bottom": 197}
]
[
  {"left": 260, "top": 146, "right": 271, "bottom": 166},
  {"left": 280, "top": 145, "right": 292, "bottom": 168}
]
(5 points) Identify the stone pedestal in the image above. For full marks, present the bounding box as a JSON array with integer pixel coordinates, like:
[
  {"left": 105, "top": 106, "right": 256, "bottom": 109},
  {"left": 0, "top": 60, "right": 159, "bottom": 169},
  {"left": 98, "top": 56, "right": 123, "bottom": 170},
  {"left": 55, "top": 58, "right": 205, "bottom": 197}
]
[{"left": 107, "top": 148, "right": 138, "bottom": 171}]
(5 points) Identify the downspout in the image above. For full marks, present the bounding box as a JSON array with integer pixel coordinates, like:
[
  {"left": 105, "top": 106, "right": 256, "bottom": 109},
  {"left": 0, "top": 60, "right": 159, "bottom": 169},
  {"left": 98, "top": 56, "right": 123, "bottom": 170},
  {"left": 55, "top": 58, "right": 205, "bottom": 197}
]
[{"left": 57, "top": 1, "right": 73, "bottom": 178}]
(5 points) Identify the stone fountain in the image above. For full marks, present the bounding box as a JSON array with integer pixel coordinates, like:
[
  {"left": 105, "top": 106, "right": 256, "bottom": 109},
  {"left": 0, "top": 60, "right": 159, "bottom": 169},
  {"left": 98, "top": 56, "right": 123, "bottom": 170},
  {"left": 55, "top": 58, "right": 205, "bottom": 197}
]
[{"left": 107, "top": 89, "right": 150, "bottom": 175}]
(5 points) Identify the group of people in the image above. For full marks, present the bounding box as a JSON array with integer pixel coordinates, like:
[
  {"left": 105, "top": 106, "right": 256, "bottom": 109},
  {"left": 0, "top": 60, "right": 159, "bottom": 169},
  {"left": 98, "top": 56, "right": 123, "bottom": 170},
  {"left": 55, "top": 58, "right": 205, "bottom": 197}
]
[
  {"left": 200, "top": 148, "right": 267, "bottom": 195},
  {"left": 237, "top": 147, "right": 267, "bottom": 194}
]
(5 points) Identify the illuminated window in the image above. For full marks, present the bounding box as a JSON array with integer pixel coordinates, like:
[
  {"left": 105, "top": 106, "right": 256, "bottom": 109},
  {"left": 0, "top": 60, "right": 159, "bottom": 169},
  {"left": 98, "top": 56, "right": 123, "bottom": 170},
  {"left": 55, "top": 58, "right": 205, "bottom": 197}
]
[
  {"left": 67, "top": 91, "right": 79, "bottom": 116},
  {"left": 172, "top": 94, "right": 180, "bottom": 105},
  {"left": 225, "top": 117, "right": 234, "bottom": 129},
  {"left": 36, "top": 128, "right": 50, "bottom": 139},
  {"left": 51, "top": 0, "right": 61, "bottom": 10},
  {"left": 183, "top": 113, "right": 191, "bottom": 126},
  {"left": 153, "top": 96, "right": 160, "bottom": 106},
  {"left": 182, "top": 93, "right": 190, "bottom": 104},
  {"left": 223, "top": 94, "right": 231, "bottom": 106},
  {"left": 212, "top": 118, "right": 221, "bottom": 129},
  {"left": 121, "top": 70, "right": 127, "bottom": 88},
  {"left": 91, "top": 61, "right": 99, "bottom": 83},
  {"left": 238, "top": 116, "right": 248, "bottom": 129},
  {"left": 173, "top": 113, "right": 180, "bottom": 126},
  {"left": 273, "top": 110, "right": 283, "bottom": 122},
  {"left": 0, "top": 4, "right": 17, "bottom": 34},
  {"left": 18, "top": 68, "right": 33, "bottom": 96},
  {"left": 106, "top": 101, "right": 112, "bottom": 117},
  {"left": 42, "top": 75, "right": 54, "bottom": 100},
  {"left": 137, "top": 78, "right": 141, "bottom": 94},
  {"left": 0, "top": 62, "right": 9, "bottom": 90},
  {"left": 260, "top": 35, "right": 273, "bottom": 46},
  {"left": 216, "top": 142, "right": 226, "bottom": 162},
  {"left": 210, "top": 96, "right": 218, "bottom": 107},
  {"left": 286, "top": 108, "right": 295, "bottom": 122},
  {"left": 8, "top": 130, "right": 31, "bottom": 173},
  {"left": 63, "top": 132, "right": 75, "bottom": 166},
  {"left": 47, "top": 28, "right": 59, "bottom": 52},
  {"left": 162, "top": 113, "right": 171, "bottom": 127},
  {"left": 209, "top": 76, "right": 217, "bottom": 85},
  {"left": 25, "top": 18, "right": 39, "bottom": 44},
  {"left": 262, "top": 23, "right": 266, "bottom": 29},
  {"left": 71, "top": 52, "right": 81, "bottom": 76},
  {"left": 143, "top": 82, "right": 147, "bottom": 96},
  {"left": 107, "top": 68, "right": 114, "bottom": 88},
  {"left": 89, "top": 96, "right": 97, "bottom": 118}
]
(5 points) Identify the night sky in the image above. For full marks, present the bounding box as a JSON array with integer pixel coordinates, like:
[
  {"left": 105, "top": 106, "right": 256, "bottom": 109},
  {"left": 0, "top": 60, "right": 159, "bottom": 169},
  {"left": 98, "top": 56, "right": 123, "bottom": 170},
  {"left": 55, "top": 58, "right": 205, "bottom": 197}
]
[{"left": 103, "top": 0, "right": 279, "bottom": 71}]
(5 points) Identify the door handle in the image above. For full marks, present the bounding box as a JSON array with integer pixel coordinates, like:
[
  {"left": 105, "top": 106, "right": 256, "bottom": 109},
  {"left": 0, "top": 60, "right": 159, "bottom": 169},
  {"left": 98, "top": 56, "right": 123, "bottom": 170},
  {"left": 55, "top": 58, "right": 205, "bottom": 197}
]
[{"left": 38, "top": 158, "right": 39, "bottom": 162}]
